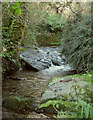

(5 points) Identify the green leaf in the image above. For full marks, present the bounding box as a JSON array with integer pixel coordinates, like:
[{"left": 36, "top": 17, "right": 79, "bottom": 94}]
[
  {"left": 15, "top": 8, "right": 21, "bottom": 16},
  {"left": 81, "top": 105, "right": 84, "bottom": 118},
  {"left": 90, "top": 105, "right": 93, "bottom": 119},
  {"left": 56, "top": 104, "right": 59, "bottom": 109},
  {"left": 39, "top": 100, "right": 62, "bottom": 109},
  {"left": 84, "top": 104, "right": 90, "bottom": 118},
  {"left": 15, "top": 2, "right": 20, "bottom": 8}
]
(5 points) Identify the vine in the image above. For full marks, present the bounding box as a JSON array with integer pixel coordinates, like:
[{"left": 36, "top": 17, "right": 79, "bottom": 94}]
[{"left": 2, "top": 2, "right": 25, "bottom": 76}]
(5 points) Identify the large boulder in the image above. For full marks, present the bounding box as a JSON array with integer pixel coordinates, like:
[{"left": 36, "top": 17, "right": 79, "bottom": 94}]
[
  {"left": 40, "top": 76, "right": 91, "bottom": 114},
  {"left": 19, "top": 47, "right": 65, "bottom": 71}
]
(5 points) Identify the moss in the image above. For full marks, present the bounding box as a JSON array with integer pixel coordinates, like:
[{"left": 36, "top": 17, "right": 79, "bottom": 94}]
[
  {"left": 3, "top": 96, "right": 36, "bottom": 112},
  {"left": 48, "top": 72, "right": 91, "bottom": 85},
  {"left": 46, "top": 51, "right": 50, "bottom": 54}
]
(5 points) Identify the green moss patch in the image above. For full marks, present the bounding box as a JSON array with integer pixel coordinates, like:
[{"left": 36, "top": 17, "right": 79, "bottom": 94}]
[{"left": 3, "top": 96, "right": 36, "bottom": 113}]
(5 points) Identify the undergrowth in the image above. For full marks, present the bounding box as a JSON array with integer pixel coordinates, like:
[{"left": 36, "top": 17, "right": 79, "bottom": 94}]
[
  {"left": 40, "top": 72, "right": 92, "bottom": 119},
  {"left": 40, "top": 99, "right": 93, "bottom": 119},
  {"left": 62, "top": 12, "right": 92, "bottom": 72}
]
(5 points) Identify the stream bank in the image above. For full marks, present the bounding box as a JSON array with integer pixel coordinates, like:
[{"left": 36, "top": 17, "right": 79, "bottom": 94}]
[{"left": 2, "top": 46, "right": 77, "bottom": 118}]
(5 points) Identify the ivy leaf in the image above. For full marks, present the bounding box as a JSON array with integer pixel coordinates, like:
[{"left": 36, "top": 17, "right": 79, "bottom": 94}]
[
  {"left": 14, "top": 2, "right": 20, "bottom": 8},
  {"left": 15, "top": 8, "right": 21, "bottom": 16}
]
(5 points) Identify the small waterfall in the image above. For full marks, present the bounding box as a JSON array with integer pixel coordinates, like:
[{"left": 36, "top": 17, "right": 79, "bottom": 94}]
[{"left": 20, "top": 46, "right": 76, "bottom": 75}]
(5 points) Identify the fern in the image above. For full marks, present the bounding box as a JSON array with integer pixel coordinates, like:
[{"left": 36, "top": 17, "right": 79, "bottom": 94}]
[
  {"left": 75, "top": 99, "right": 93, "bottom": 118},
  {"left": 39, "top": 100, "right": 62, "bottom": 109},
  {"left": 39, "top": 99, "right": 92, "bottom": 118}
]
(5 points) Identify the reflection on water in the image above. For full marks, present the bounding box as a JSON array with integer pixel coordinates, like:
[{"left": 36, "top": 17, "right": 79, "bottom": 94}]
[
  {"left": 36, "top": 34, "right": 61, "bottom": 47},
  {"left": 2, "top": 45, "right": 77, "bottom": 118},
  {"left": 3, "top": 64, "right": 76, "bottom": 102}
]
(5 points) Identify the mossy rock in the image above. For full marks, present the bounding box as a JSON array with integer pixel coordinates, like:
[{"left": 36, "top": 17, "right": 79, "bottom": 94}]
[
  {"left": 41, "top": 78, "right": 91, "bottom": 103},
  {"left": 40, "top": 74, "right": 91, "bottom": 114},
  {"left": 3, "top": 96, "right": 37, "bottom": 112}
]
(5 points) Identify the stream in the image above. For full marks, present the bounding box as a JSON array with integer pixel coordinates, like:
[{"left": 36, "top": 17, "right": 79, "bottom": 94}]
[{"left": 2, "top": 46, "right": 77, "bottom": 118}]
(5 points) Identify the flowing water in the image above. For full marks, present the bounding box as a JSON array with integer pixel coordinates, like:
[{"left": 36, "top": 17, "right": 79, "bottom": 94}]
[{"left": 2, "top": 46, "right": 77, "bottom": 118}]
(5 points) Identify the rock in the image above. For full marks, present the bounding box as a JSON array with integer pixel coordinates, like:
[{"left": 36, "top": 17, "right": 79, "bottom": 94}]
[
  {"left": 20, "top": 50, "right": 51, "bottom": 71},
  {"left": 2, "top": 107, "right": 27, "bottom": 118},
  {"left": 40, "top": 76, "right": 91, "bottom": 113},
  {"left": 2, "top": 108, "right": 49, "bottom": 118},
  {"left": 51, "top": 58, "right": 63, "bottom": 66},
  {"left": 3, "top": 96, "right": 38, "bottom": 112},
  {"left": 9, "top": 76, "right": 26, "bottom": 81},
  {"left": 61, "top": 55, "right": 66, "bottom": 62},
  {"left": 19, "top": 47, "right": 64, "bottom": 71},
  {"left": 27, "top": 111, "right": 49, "bottom": 118}
]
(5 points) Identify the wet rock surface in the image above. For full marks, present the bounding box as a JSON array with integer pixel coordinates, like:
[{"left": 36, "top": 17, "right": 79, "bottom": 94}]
[{"left": 20, "top": 47, "right": 65, "bottom": 71}]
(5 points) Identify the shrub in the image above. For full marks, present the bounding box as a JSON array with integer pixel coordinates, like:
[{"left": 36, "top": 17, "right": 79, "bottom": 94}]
[
  {"left": 44, "top": 14, "right": 66, "bottom": 33},
  {"left": 62, "top": 13, "right": 92, "bottom": 72},
  {"left": 2, "top": 2, "right": 26, "bottom": 76}
]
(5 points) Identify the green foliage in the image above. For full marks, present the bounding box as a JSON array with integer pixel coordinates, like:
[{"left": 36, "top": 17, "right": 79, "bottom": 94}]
[
  {"left": 22, "top": 3, "right": 47, "bottom": 48},
  {"left": 50, "top": 42, "right": 61, "bottom": 45},
  {"left": 49, "top": 72, "right": 92, "bottom": 85},
  {"left": 46, "top": 51, "right": 50, "bottom": 54},
  {"left": 3, "top": 96, "right": 36, "bottom": 112},
  {"left": 39, "top": 100, "right": 62, "bottom": 109},
  {"left": 9, "top": 2, "right": 22, "bottom": 17},
  {"left": 40, "top": 72, "right": 92, "bottom": 118},
  {"left": 40, "top": 99, "right": 92, "bottom": 118},
  {"left": 2, "top": 2, "right": 25, "bottom": 75},
  {"left": 40, "top": 100, "right": 77, "bottom": 118},
  {"left": 55, "top": 99, "right": 93, "bottom": 119},
  {"left": 69, "top": 81, "right": 91, "bottom": 103},
  {"left": 62, "top": 11, "right": 92, "bottom": 72},
  {"left": 75, "top": 99, "right": 93, "bottom": 119},
  {"left": 44, "top": 14, "right": 66, "bottom": 32}
]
